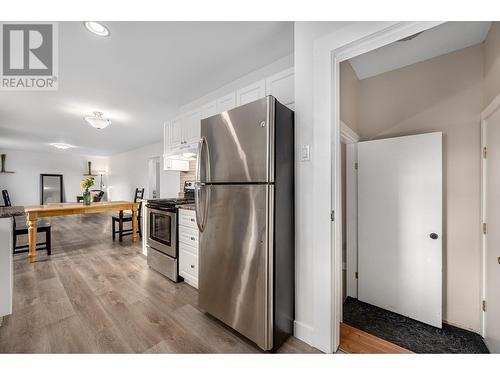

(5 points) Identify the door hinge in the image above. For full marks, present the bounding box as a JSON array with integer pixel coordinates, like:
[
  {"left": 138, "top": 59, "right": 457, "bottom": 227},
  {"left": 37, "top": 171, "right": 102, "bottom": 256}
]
[
  {"left": 482, "top": 300, "right": 486, "bottom": 312},
  {"left": 483, "top": 146, "right": 487, "bottom": 159},
  {"left": 331, "top": 210, "right": 335, "bottom": 221},
  {"left": 355, "top": 272, "right": 358, "bottom": 279},
  {"left": 483, "top": 222, "right": 487, "bottom": 235},
  {"left": 354, "top": 162, "right": 358, "bottom": 170}
]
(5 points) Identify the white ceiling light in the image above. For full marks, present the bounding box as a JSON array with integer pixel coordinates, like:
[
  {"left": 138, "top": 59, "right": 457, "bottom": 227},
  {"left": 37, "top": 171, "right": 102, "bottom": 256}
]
[
  {"left": 50, "top": 143, "right": 75, "bottom": 150},
  {"left": 84, "top": 111, "right": 111, "bottom": 130},
  {"left": 84, "top": 21, "right": 110, "bottom": 37}
]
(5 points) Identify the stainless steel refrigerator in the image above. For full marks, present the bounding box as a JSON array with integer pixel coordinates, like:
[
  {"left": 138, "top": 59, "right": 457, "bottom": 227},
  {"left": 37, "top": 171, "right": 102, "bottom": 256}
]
[{"left": 195, "top": 96, "right": 294, "bottom": 351}]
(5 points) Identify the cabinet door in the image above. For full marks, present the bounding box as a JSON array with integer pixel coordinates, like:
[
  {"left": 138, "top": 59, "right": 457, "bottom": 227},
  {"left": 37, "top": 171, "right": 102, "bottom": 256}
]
[
  {"left": 216, "top": 92, "right": 236, "bottom": 113},
  {"left": 163, "top": 121, "right": 171, "bottom": 154},
  {"left": 200, "top": 101, "right": 217, "bottom": 120},
  {"left": 236, "top": 80, "right": 266, "bottom": 106},
  {"left": 266, "top": 68, "right": 294, "bottom": 108},
  {"left": 170, "top": 117, "right": 183, "bottom": 148},
  {"left": 183, "top": 110, "right": 201, "bottom": 145}
]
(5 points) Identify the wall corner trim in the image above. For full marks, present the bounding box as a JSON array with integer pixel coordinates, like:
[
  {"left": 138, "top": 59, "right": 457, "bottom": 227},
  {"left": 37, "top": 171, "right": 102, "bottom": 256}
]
[
  {"left": 482, "top": 92, "right": 500, "bottom": 120},
  {"left": 340, "top": 121, "right": 360, "bottom": 143},
  {"left": 293, "top": 320, "right": 316, "bottom": 348}
]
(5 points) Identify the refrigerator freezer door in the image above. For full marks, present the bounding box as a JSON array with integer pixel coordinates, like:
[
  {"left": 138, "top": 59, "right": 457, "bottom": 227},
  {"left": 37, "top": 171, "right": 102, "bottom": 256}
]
[
  {"left": 198, "top": 184, "right": 272, "bottom": 350},
  {"left": 200, "top": 97, "right": 274, "bottom": 183}
]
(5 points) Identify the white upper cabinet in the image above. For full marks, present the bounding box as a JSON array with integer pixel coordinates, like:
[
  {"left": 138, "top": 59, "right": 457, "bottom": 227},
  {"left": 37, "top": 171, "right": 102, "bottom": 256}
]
[
  {"left": 265, "top": 68, "right": 294, "bottom": 108},
  {"left": 163, "top": 121, "right": 171, "bottom": 151},
  {"left": 236, "top": 80, "right": 266, "bottom": 106},
  {"left": 170, "top": 117, "right": 183, "bottom": 148},
  {"left": 163, "top": 68, "right": 294, "bottom": 168},
  {"left": 200, "top": 100, "right": 217, "bottom": 121},
  {"left": 216, "top": 92, "right": 236, "bottom": 113},
  {"left": 183, "top": 109, "right": 201, "bottom": 145}
]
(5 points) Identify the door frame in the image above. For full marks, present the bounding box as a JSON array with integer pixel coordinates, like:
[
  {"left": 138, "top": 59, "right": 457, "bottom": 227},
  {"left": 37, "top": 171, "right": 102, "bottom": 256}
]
[
  {"left": 480, "top": 92, "right": 500, "bottom": 338},
  {"left": 340, "top": 122, "right": 359, "bottom": 302},
  {"left": 148, "top": 156, "right": 161, "bottom": 199},
  {"left": 312, "top": 21, "right": 444, "bottom": 353}
]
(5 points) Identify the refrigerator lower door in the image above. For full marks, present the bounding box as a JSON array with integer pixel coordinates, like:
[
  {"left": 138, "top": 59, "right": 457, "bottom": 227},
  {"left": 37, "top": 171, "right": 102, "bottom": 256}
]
[{"left": 198, "top": 184, "right": 272, "bottom": 350}]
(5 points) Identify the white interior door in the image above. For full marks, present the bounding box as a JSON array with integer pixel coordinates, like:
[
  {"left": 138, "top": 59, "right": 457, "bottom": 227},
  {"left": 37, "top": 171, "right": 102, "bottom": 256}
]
[
  {"left": 357, "top": 132, "right": 442, "bottom": 328},
  {"left": 485, "top": 109, "right": 500, "bottom": 353}
]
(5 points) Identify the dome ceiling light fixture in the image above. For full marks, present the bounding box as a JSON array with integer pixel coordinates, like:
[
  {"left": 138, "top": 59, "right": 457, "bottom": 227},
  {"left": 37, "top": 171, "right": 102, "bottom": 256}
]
[
  {"left": 84, "top": 111, "right": 112, "bottom": 130},
  {"left": 50, "top": 143, "right": 75, "bottom": 150},
  {"left": 84, "top": 21, "right": 110, "bottom": 37}
]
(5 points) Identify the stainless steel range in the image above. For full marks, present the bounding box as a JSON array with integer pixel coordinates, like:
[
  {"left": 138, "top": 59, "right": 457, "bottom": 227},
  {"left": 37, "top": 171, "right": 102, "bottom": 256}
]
[{"left": 145, "top": 182, "right": 194, "bottom": 282}]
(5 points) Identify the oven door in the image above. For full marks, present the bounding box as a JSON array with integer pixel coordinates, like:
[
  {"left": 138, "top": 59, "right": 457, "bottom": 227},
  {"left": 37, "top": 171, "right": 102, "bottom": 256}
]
[{"left": 146, "top": 207, "right": 177, "bottom": 258}]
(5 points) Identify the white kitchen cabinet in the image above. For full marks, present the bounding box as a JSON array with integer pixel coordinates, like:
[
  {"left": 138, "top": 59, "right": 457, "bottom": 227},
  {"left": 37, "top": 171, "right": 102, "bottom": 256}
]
[
  {"left": 236, "top": 80, "right": 266, "bottom": 106},
  {"left": 178, "top": 209, "right": 199, "bottom": 288},
  {"left": 163, "top": 121, "right": 171, "bottom": 153},
  {"left": 163, "top": 68, "right": 294, "bottom": 161},
  {"left": 265, "top": 68, "right": 294, "bottom": 108},
  {"left": 0, "top": 217, "right": 12, "bottom": 321},
  {"left": 179, "top": 244, "right": 198, "bottom": 287},
  {"left": 182, "top": 109, "right": 201, "bottom": 145},
  {"left": 216, "top": 92, "right": 236, "bottom": 113},
  {"left": 170, "top": 117, "right": 183, "bottom": 148},
  {"left": 200, "top": 100, "right": 217, "bottom": 121}
]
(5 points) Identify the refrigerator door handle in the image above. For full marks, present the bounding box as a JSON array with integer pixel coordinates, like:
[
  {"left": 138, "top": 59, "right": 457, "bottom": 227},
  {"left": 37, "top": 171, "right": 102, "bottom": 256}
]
[{"left": 195, "top": 137, "right": 210, "bottom": 232}]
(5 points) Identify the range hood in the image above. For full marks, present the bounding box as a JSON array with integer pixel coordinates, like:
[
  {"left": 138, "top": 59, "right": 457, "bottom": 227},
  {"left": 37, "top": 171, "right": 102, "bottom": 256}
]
[{"left": 165, "top": 143, "right": 198, "bottom": 161}]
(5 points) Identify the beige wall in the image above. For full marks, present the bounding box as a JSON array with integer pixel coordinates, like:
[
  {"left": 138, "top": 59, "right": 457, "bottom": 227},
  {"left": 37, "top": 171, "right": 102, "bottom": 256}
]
[
  {"left": 345, "top": 45, "right": 484, "bottom": 332},
  {"left": 340, "top": 61, "right": 361, "bottom": 134},
  {"left": 484, "top": 22, "right": 500, "bottom": 106}
]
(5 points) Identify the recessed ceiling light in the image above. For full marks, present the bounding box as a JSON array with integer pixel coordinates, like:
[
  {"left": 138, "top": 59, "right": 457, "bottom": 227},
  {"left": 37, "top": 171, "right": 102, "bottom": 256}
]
[
  {"left": 84, "top": 21, "right": 110, "bottom": 37},
  {"left": 50, "top": 143, "right": 75, "bottom": 150},
  {"left": 84, "top": 111, "right": 112, "bottom": 130}
]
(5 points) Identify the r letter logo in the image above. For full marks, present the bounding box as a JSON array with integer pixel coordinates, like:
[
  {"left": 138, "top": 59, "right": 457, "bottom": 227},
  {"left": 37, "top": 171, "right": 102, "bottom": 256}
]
[{"left": 1, "top": 22, "right": 58, "bottom": 90}]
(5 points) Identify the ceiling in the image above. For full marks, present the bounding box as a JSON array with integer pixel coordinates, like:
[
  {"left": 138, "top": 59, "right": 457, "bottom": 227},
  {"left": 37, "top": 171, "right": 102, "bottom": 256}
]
[
  {"left": 349, "top": 22, "right": 492, "bottom": 80},
  {"left": 0, "top": 21, "right": 293, "bottom": 156}
]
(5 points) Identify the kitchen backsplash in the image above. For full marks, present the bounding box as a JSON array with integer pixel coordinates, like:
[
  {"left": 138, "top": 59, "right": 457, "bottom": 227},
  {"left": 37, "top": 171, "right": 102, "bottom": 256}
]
[{"left": 180, "top": 160, "right": 196, "bottom": 193}]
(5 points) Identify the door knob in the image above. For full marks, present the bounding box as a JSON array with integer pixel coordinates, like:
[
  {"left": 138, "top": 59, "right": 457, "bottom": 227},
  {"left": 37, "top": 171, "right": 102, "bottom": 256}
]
[
  {"left": 429, "top": 233, "right": 439, "bottom": 240},
  {"left": 497, "top": 257, "right": 500, "bottom": 264}
]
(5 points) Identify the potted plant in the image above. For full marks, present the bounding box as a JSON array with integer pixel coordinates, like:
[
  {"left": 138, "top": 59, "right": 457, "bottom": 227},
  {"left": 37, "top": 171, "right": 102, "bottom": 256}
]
[{"left": 80, "top": 176, "right": 95, "bottom": 205}]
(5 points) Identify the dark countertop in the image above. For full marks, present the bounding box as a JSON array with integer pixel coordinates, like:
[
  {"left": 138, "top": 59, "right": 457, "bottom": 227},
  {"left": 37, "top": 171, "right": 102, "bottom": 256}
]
[
  {"left": 176, "top": 204, "right": 195, "bottom": 211},
  {"left": 0, "top": 206, "right": 25, "bottom": 218}
]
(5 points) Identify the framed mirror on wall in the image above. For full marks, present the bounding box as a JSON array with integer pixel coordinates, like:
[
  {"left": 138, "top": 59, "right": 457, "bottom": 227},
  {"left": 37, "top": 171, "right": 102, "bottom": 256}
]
[{"left": 40, "top": 174, "right": 64, "bottom": 204}]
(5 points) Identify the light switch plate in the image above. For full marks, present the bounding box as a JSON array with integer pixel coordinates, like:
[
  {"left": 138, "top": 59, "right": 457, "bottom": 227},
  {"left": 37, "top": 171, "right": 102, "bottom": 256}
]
[{"left": 301, "top": 145, "right": 310, "bottom": 161}]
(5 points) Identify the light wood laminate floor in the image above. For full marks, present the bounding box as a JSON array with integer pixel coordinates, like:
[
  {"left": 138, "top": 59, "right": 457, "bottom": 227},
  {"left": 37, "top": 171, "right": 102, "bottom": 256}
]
[
  {"left": 0, "top": 213, "right": 320, "bottom": 354},
  {"left": 339, "top": 323, "right": 413, "bottom": 354}
]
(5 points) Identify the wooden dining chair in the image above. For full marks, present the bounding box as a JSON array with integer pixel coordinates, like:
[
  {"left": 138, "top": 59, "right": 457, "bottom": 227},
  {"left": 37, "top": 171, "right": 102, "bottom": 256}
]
[
  {"left": 111, "top": 188, "right": 144, "bottom": 241},
  {"left": 2, "top": 190, "right": 52, "bottom": 255}
]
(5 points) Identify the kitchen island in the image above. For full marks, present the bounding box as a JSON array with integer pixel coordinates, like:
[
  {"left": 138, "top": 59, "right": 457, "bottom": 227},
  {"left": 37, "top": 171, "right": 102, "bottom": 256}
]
[{"left": 0, "top": 206, "right": 24, "bottom": 324}]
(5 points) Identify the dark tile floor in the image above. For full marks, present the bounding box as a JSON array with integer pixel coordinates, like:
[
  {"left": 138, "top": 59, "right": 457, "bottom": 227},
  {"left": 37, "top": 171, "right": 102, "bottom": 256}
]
[{"left": 343, "top": 297, "right": 489, "bottom": 354}]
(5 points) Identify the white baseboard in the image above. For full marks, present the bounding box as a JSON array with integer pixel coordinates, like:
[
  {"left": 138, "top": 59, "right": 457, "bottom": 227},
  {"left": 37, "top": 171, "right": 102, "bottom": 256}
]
[
  {"left": 443, "top": 319, "right": 481, "bottom": 335},
  {"left": 294, "top": 320, "right": 314, "bottom": 346}
]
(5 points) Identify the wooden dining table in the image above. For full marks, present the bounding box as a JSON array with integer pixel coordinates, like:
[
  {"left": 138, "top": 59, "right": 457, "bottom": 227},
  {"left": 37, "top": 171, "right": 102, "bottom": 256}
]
[{"left": 24, "top": 201, "right": 139, "bottom": 262}]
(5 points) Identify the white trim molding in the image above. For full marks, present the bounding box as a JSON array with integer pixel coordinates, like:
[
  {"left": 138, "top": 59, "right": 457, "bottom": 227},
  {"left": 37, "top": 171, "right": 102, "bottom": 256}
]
[
  {"left": 340, "top": 121, "right": 360, "bottom": 143},
  {"left": 294, "top": 320, "right": 314, "bottom": 345},
  {"left": 482, "top": 93, "right": 500, "bottom": 121},
  {"left": 310, "top": 21, "right": 443, "bottom": 353},
  {"left": 480, "top": 92, "right": 500, "bottom": 339}
]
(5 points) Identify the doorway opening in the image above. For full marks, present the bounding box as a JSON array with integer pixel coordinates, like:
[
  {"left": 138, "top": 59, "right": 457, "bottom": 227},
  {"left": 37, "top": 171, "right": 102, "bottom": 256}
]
[
  {"left": 148, "top": 156, "right": 161, "bottom": 199},
  {"left": 337, "top": 21, "right": 492, "bottom": 354}
]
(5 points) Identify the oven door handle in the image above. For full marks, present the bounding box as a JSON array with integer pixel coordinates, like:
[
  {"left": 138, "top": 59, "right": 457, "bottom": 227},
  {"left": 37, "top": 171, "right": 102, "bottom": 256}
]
[{"left": 195, "top": 137, "right": 210, "bottom": 232}]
